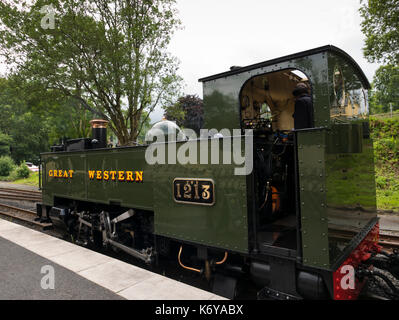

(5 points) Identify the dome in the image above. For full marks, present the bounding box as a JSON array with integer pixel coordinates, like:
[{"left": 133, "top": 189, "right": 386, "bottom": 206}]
[{"left": 145, "top": 120, "right": 187, "bottom": 144}]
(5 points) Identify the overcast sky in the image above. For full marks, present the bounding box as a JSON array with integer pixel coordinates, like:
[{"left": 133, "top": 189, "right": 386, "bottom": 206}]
[{"left": 148, "top": 0, "right": 381, "bottom": 122}]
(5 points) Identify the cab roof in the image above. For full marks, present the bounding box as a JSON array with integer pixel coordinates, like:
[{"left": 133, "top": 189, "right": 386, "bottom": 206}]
[{"left": 198, "top": 45, "right": 370, "bottom": 89}]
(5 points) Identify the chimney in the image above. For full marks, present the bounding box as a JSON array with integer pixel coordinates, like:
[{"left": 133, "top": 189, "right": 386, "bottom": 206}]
[{"left": 90, "top": 119, "right": 109, "bottom": 149}]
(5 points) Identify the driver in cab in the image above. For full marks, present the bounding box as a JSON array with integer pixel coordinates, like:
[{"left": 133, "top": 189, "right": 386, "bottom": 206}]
[{"left": 292, "top": 83, "right": 314, "bottom": 130}]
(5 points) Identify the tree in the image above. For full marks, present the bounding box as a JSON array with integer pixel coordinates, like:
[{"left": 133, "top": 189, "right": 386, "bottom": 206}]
[
  {"left": 369, "top": 65, "right": 399, "bottom": 114},
  {"left": 0, "top": 79, "right": 50, "bottom": 163},
  {"left": 0, "top": 77, "right": 91, "bottom": 163},
  {"left": 0, "top": 0, "right": 182, "bottom": 146},
  {"left": 360, "top": 0, "right": 399, "bottom": 64},
  {"left": 0, "top": 133, "right": 13, "bottom": 157},
  {"left": 136, "top": 111, "right": 152, "bottom": 144},
  {"left": 165, "top": 95, "right": 204, "bottom": 134},
  {"left": 164, "top": 100, "right": 186, "bottom": 125}
]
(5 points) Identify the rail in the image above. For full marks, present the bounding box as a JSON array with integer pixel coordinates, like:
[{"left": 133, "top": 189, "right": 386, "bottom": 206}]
[
  {"left": 0, "top": 187, "right": 42, "bottom": 202},
  {"left": 0, "top": 203, "right": 51, "bottom": 229}
]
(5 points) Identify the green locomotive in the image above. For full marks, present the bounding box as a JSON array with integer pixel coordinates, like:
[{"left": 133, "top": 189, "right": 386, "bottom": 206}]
[{"left": 38, "top": 45, "right": 383, "bottom": 300}]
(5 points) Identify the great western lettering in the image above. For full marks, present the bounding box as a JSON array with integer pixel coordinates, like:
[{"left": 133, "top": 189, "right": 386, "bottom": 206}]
[
  {"left": 48, "top": 170, "right": 74, "bottom": 178},
  {"left": 48, "top": 170, "right": 143, "bottom": 182},
  {"left": 88, "top": 170, "right": 143, "bottom": 182}
]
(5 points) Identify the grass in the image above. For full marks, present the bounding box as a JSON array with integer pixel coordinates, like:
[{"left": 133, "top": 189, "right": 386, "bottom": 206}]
[
  {"left": 370, "top": 111, "right": 399, "bottom": 213},
  {"left": 375, "top": 164, "right": 399, "bottom": 212},
  {"left": 12, "top": 171, "right": 39, "bottom": 186},
  {"left": 377, "top": 189, "right": 399, "bottom": 212},
  {"left": 371, "top": 110, "right": 399, "bottom": 121}
]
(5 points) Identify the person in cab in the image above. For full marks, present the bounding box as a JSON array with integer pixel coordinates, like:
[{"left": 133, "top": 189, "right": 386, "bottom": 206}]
[{"left": 292, "top": 83, "right": 314, "bottom": 130}]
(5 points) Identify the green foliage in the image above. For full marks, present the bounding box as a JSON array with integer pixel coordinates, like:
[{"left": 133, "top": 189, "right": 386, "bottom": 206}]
[
  {"left": 0, "top": 77, "right": 96, "bottom": 163},
  {"left": 369, "top": 65, "right": 399, "bottom": 114},
  {"left": 0, "top": 156, "right": 15, "bottom": 176},
  {"left": 370, "top": 116, "right": 399, "bottom": 211},
  {"left": 376, "top": 175, "right": 388, "bottom": 189},
  {"left": 0, "top": 78, "right": 50, "bottom": 164},
  {"left": 45, "top": 97, "right": 93, "bottom": 144},
  {"left": 375, "top": 166, "right": 399, "bottom": 211},
  {"left": 13, "top": 171, "right": 39, "bottom": 186},
  {"left": 165, "top": 101, "right": 186, "bottom": 125},
  {"left": 370, "top": 117, "right": 399, "bottom": 139},
  {"left": 165, "top": 95, "right": 204, "bottom": 134},
  {"left": 360, "top": 0, "right": 399, "bottom": 64},
  {"left": 16, "top": 163, "right": 30, "bottom": 179},
  {"left": 0, "top": 132, "right": 13, "bottom": 156},
  {"left": 370, "top": 118, "right": 399, "bottom": 165},
  {"left": 0, "top": 0, "right": 183, "bottom": 146},
  {"left": 136, "top": 111, "right": 153, "bottom": 145},
  {"left": 373, "top": 138, "right": 398, "bottom": 164}
]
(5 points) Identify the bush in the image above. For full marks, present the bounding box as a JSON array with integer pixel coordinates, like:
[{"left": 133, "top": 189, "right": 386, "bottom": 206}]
[
  {"left": 0, "top": 156, "right": 15, "bottom": 176},
  {"left": 376, "top": 175, "right": 389, "bottom": 189},
  {"left": 16, "top": 163, "right": 30, "bottom": 179},
  {"left": 374, "top": 137, "right": 399, "bottom": 164}
]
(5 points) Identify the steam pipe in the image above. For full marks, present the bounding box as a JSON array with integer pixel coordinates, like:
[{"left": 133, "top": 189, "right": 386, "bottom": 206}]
[
  {"left": 215, "top": 252, "right": 228, "bottom": 265},
  {"left": 178, "top": 246, "right": 202, "bottom": 273}
]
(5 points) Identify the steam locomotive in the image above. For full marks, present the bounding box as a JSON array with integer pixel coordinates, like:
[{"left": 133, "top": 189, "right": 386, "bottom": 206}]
[{"left": 37, "top": 45, "right": 399, "bottom": 300}]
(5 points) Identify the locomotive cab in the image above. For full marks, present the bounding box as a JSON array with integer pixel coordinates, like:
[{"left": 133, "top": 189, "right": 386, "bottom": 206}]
[
  {"left": 199, "top": 45, "right": 378, "bottom": 299},
  {"left": 239, "top": 68, "right": 312, "bottom": 252}
]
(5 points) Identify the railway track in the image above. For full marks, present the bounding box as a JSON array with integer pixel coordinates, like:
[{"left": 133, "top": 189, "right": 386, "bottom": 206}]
[
  {"left": 0, "top": 187, "right": 42, "bottom": 202},
  {"left": 0, "top": 202, "right": 51, "bottom": 229},
  {"left": 378, "top": 232, "right": 399, "bottom": 251},
  {"left": 331, "top": 228, "right": 399, "bottom": 252}
]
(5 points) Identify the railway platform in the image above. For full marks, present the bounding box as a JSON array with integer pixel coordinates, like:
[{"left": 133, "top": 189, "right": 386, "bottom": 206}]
[{"left": 0, "top": 218, "right": 226, "bottom": 300}]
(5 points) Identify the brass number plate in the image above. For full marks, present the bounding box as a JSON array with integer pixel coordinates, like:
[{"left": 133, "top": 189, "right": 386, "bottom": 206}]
[{"left": 173, "top": 178, "right": 215, "bottom": 206}]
